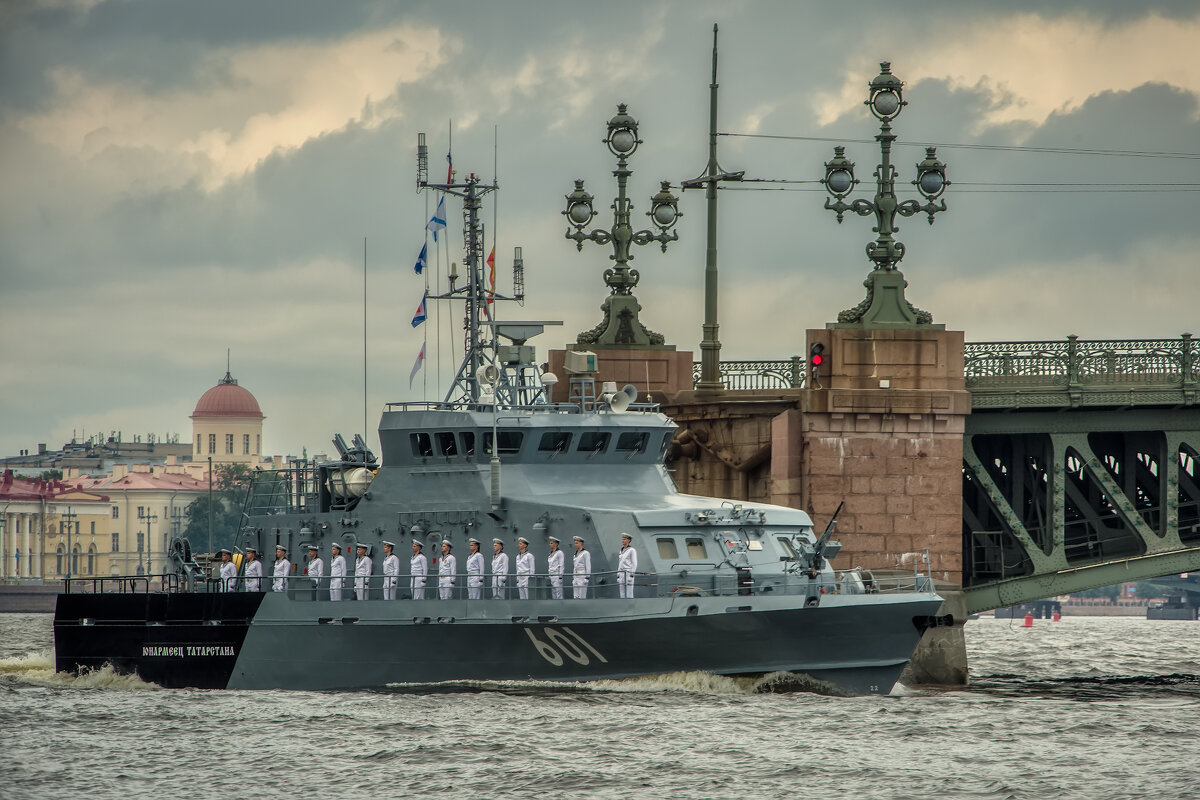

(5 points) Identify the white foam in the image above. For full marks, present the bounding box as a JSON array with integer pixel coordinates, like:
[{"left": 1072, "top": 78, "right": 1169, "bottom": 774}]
[{"left": 0, "top": 650, "right": 159, "bottom": 690}]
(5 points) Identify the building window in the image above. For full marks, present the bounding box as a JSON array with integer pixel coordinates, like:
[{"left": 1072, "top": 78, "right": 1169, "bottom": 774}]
[
  {"left": 208, "top": 434, "right": 216, "bottom": 454},
  {"left": 225, "top": 434, "right": 234, "bottom": 454},
  {"left": 56, "top": 545, "right": 64, "bottom": 575},
  {"left": 71, "top": 546, "right": 80, "bottom": 574},
  {"left": 256, "top": 434, "right": 260, "bottom": 455},
  {"left": 112, "top": 533, "right": 120, "bottom": 553},
  {"left": 656, "top": 538, "right": 679, "bottom": 559},
  {"left": 87, "top": 545, "right": 96, "bottom": 574},
  {"left": 90, "top": 521, "right": 95, "bottom": 535},
  {"left": 137, "top": 533, "right": 144, "bottom": 552},
  {"left": 196, "top": 434, "right": 202, "bottom": 455},
  {"left": 243, "top": 434, "right": 250, "bottom": 454},
  {"left": 112, "top": 506, "right": 119, "bottom": 519}
]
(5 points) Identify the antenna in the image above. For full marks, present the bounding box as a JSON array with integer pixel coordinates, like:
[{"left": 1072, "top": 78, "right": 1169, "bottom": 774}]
[
  {"left": 417, "top": 132, "right": 428, "bottom": 187},
  {"left": 512, "top": 246, "right": 524, "bottom": 303}
]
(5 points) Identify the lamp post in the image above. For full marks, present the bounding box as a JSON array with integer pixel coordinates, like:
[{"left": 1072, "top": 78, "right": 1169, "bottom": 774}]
[
  {"left": 822, "top": 62, "right": 949, "bottom": 327},
  {"left": 564, "top": 104, "right": 681, "bottom": 347},
  {"left": 138, "top": 508, "right": 157, "bottom": 577},
  {"left": 61, "top": 506, "right": 77, "bottom": 584}
]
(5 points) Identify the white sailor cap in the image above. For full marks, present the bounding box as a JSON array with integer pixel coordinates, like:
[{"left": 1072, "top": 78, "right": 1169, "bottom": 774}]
[
  {"left": 573, "top": 536, "right": 585, "bottom": 543},
  {"left": 306, "top": 544, "right": 319, "bottom": 552},
  {"left": 355, "top": 542, "right": 370, "bottom": 553},
  {"left": 275, "top": 544, "right": 287, "bottom": 552},
  {"left": 548, "top": 535, "right": 560, "bottom": 543},
  {"left": 441, "top": 540, "right": 453, "bottom": 549},
  {"left": 411, "top": 540, "right": 423, "bottom": 548},
  {"left": 621, "top": 532, "right": 632, "bottom": 540},
  {"left": 382, "top": 540, "right": 396, "bottom": 548},
  {"left": 330, "top": 542, "right": 342, "bottom": 550},
  {"left": 517, "top": 536, "right": 529, "bottom": 545},
  {"left": 245, "top": 544, "right": 258, "bottom": 552},
  {"left": 468, "top": 537, "right": 480, "bottom": 545},
  {"left": 492, "top": 538, "right": 504, "bottom": 545},
  {"left": 217, "top": 548, "right": 232, "bottom": 556}
]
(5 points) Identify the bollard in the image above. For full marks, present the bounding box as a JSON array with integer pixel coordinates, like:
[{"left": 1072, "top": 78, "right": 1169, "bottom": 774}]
[
  {"left": 1023, "top": 612, "right": 1034, "bottom": 627},
  {"left": 1052, "top": 610, "right": 1061, "bottom": 622}
]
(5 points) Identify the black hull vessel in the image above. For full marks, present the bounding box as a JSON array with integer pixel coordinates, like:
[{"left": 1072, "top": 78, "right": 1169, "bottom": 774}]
[{"left": 54, "top": 165, "right": 946, "bottom": 695}]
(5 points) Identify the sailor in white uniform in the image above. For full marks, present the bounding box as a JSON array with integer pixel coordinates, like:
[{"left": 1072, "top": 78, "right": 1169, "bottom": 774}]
[
  {"left": 515, "top": 537, "right": 534, "bottom": 600},
  {"left": 217, "top": 549, "right": 237, "bottom": 592},
  {"left": 491, "top": 538, "right": 509, "bottom": 599},
  {"left": 571, "top": 536, "right": 591, "bottom": 599},
  {"left": 438, "top": 540, "right": 457, "bottom": 600},
  {"left": 272, "top": 545, "right": 291, "bottom": 592},
  {"left": 306, "top": 544, "right": 324, "bottom": 597},
  {"left": 243, "top": 546, "right": 263, "bottom": 592},
  {"left": 617, "top": 532, "right": 638, "bottom": 598},
  {"left": 466, "top": 538, "right": 485, "bottom": 600},
  {"left": 354, "top": 543, "right": 373, "bottom": 601},
  {"left": 547, "top": 536, "right": 564, "bottom": 600},
  {"left": 381, "top": 541, "right": 400, "bottom": 600},
  {"left": 329, "top": 542, "right": 346, "bottom": 601},
  {"left": 410, "top": 539, "right": 429, "bottom": 600}
]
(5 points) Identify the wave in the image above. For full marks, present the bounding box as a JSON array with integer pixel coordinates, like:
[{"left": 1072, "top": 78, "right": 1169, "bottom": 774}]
[
  {"left": 382, "top": 669, "right": 851, "bottom": 697},
  {"left": 0, "top": 650, "right": 159, "bottom": 690}
]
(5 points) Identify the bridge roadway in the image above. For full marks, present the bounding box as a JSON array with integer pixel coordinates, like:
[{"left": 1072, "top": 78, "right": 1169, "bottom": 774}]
[{"left": 701, "top": 335, "right": 1200, "bottom": 613}]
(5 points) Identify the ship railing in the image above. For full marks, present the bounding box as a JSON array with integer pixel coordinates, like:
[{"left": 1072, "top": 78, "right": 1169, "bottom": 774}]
[
  {"left": 384, "top": 400, "right": 661, "bottom": 415},
  {"left": 62, "top": 572, "right": 184, "bottom": 595}
]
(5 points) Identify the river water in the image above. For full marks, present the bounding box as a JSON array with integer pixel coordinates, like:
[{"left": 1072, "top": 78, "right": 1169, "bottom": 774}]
[{"left": 2, "top": 613, "right": 1197, "bottom": 800}]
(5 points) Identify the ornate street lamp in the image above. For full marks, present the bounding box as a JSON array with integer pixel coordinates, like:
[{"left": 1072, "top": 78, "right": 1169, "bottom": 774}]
[
  {"left": 564, "top": 104, "right": 681, "bottom": 347},
  {"left": 822, "top": 62, "right": 950, "bottom": 327}
]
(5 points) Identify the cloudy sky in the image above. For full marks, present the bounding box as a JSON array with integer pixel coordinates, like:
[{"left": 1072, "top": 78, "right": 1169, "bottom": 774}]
[{"left": 2, "top": 0, "right": 1197, "bottom": 459}]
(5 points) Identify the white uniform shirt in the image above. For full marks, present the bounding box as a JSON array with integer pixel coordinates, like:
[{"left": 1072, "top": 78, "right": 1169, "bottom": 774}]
[
  {"left": 273, "top": 558, "right": 291, "bottom": 592},
  {"left": 466, "top": 551, "right": 485, "bottom": 587},
  {"left": 410, "top": 553, "right": 428, "bottom": 584},
  {"left": 573, "top": 549, "right": 591, "bottom": 581},
  {"left": 219, "top": 561, "right": 237, "bottom": 591},
  {"left": 547, "top": 549, "right": 565, "bottom": 579},
  {"left": 330, "top": 554, "right": 347, "bottom": 589},
  {"left": 308, "top": 556, "right": 324, "bottom": 587},
  {"left": 515, "top": 551, "right": 534, "bottom": 582},
  {"left": 355, "top": 555, "right": 373, "bottom": 591},
  {"left": 618, "top": 546, "right": 637, "bottom": 576},
  {"left": 439, "top": 553, "right": 457, "bottom": 587},
  {"left": 492, "top": 552, "right": 509, "bottom": 588},
  {"left": 244, "top": 559, "right": 263, "bottom": 592},
  {"left": 383, "top": 554, "right": 401, "bottom": 581}
]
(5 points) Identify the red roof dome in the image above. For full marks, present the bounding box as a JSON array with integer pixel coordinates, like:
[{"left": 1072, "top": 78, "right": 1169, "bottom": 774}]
[{"left": 191, "top": 372, "right": 264, "bottom": 419}]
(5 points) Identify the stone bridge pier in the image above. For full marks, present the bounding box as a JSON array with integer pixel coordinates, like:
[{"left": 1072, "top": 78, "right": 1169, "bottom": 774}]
[{"left": 662, "top": 325, "right": 972, "bottom": 685}]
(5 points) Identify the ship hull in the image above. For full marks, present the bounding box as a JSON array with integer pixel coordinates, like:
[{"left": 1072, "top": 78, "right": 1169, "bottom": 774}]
[{"left": 54, "top": 590, "right": 943, "bottom": 694}]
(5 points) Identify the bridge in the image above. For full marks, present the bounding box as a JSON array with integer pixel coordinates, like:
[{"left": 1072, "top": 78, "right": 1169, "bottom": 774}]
[{"left": 692, "top": 334, "right": 1200, "bottom": 613}]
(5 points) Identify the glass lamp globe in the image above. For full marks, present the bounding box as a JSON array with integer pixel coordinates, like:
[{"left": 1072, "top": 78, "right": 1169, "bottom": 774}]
[
  {"left": 827, "top": 169, "right": 853, "bottom": 194},
  {"left": 610, "top": 129, "right": 636, "bottom": 154},
  {"left": 568, "top": 202, "right": 592, "bottom": 225},
  {"left": 652, "top": 203, "right": 677, "bottom": 227},
  {"left": 919, "top": 171, "right": 944, "bottom": 196},
  {"left": 872, "top": 90, "right": 900, "bottom": 117}
]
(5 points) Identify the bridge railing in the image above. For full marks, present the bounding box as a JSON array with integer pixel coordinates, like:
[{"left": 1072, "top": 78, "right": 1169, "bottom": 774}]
[
  {"left": 691, "top": 357, "right": 807, "bottom": 390},
  {"left": 963, "top": 334, "right": 1197, "bottom": 389}
]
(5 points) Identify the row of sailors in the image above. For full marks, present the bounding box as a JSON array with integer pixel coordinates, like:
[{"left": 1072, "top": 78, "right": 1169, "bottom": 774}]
[{"left": 217, "top": 533, "right": 639, "bottom": 600}]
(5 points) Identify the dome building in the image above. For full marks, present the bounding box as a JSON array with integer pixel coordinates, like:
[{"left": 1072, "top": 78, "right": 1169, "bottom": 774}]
[{"left": 190, "top": 369, "right": 265, "bottom": 465}]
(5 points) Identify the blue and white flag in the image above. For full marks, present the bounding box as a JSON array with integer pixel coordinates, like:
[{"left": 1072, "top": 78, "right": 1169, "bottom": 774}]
[
  {"left": 411, "top": 291, "right": 427, "bottom": 328},
  {"left": 414, "top": 242, "right": 427, "bottom": 274},
  {"left": 409, "top": 341, "right": 426, "bottom": 388},
  {"left": 426, "top": 196, "right": 446, "bottom": 242}
]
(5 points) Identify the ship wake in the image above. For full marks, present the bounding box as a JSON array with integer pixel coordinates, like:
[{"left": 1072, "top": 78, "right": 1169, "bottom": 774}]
[{"left": 0, "top": 650, "right": 159, "bottom": 691}]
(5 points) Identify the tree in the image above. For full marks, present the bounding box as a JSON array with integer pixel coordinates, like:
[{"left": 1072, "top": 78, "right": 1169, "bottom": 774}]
[{"left": 182, "top": 463, "right": 254, "bottom": 553}]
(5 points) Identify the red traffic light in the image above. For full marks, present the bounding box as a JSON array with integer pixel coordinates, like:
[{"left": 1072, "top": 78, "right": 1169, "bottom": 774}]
[{"left": 810, "top": 353, "right": 824, "bottom": 367}]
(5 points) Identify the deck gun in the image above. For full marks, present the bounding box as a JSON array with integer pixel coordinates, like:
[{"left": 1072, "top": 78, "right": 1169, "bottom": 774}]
[{"left": 807, "top": 500, "right": 844, "bottom": 578}]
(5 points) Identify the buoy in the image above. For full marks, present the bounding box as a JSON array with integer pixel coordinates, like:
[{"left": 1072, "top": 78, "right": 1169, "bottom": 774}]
[
  {"left": 1052, "top": 610, "right": 1061, "bottom": 622},
  {"left": 1023, "top": 612, "right": 1034, "bottom": 627}
]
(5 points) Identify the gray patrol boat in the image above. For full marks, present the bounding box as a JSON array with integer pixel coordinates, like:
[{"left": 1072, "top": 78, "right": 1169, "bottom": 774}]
[{"left": 54, "top": 172, "right": 946, "bottom": 694}]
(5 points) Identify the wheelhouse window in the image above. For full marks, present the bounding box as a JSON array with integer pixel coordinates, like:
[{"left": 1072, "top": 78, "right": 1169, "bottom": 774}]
[
  {"left": 577, "top": 432, "right": 610, "bottom": 455},
  {"left": 616, "top": 432, "right": 648, "bottom": 454},
  {"left": 656, "top": 538, "right": 679, "bottom": 559},
  {"left": 483, "top": 431, "right": 525, "bottom": 455},
  {"left": 461, "top": 431, "right": 475, "bottom": 457},
  {"left": 538, "top": 431, "right": 571, "bottom": 455},
  {"left": 435, "top": 432, "right": 458, "bottom": 457},
  {"left": 685, "top": 537, "right": 707, "bottom": 559},
  {"left": 410, "top": 433, "right": 434, "bottom": 457},
  {"left": 777, "top": 536, "right": 797, "bottom": 558}
]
